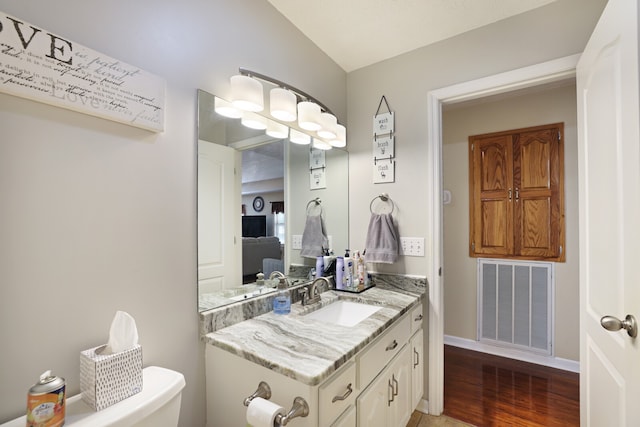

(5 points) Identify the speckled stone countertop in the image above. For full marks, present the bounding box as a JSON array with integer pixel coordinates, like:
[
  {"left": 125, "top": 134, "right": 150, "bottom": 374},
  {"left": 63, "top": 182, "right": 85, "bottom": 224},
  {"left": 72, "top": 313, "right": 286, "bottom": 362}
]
[{"left": 203, "top": 287, "right": 421, "bottom": 386}]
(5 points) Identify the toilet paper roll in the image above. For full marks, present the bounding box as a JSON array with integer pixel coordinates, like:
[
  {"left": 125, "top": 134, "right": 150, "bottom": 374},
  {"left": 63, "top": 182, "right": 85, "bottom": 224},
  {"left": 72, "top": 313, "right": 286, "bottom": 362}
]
[{"left": 246, "top": 397, "right": 285, "bottom": 427}]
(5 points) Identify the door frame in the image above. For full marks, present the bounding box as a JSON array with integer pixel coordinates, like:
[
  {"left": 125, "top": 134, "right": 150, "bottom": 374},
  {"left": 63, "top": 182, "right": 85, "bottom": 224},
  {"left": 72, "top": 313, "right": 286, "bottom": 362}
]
[{"left": 425, "top": 54, "right": 580, "bottom": 415}]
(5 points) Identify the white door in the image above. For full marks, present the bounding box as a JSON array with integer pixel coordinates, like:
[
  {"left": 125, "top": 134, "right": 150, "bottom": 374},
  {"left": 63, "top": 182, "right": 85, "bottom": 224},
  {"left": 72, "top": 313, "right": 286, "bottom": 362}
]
[
  {"left": 198, "top": 140, "right": 241, "bottom": 295},
  {"left": 577, "top": 1, "right": 640, "bottom": 425}
]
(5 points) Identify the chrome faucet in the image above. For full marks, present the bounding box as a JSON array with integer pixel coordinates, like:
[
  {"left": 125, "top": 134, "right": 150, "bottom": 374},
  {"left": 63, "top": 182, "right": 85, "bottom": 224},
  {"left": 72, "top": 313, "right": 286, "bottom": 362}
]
[
  {"left": 300, "top": 277, "right": 331, "bottom": 305},
  {"left": 269, "top": 271, "right": 286, "bottom": 280}
]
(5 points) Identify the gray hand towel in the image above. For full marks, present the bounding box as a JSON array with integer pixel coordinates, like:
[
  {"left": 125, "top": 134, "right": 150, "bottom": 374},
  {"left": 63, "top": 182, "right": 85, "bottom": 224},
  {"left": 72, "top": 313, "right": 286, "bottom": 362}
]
[
  {"left": 300, "top": 213, "right": 328, "bottom": 258},
  {"left": 364, "top": 213, "right": 399, "bottom": 263}
]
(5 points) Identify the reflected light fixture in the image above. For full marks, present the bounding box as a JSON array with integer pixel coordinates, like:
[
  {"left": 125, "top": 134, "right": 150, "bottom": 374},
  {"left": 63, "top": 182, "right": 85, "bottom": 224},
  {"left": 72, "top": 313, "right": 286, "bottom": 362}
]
[
  {"left": 266, "top": 119, "right": 289, "bottom": 139},
  {"left": 290, "top": 129, "right": 311, "bottom": 145},
  {"left": 270, "top": 87, "right": 297, "bottom": 122},
  {"left": 214, "top": 96, "right": 242, "bottom": 118},
  {"left": 313, "top": 138, "right": 332, "bottom": 150},
  {"left": 241, "top": 111, "right": 267, "bottom": 130},
  {"left": 230, "top": 75, "right": 264, "bottom": 112}
]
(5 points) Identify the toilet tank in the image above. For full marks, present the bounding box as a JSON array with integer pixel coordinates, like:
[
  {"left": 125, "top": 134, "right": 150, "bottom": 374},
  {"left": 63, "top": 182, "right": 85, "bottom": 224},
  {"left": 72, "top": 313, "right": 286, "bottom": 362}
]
[{"left": 1, "top": 366, "right": 186, "bottom": 427}]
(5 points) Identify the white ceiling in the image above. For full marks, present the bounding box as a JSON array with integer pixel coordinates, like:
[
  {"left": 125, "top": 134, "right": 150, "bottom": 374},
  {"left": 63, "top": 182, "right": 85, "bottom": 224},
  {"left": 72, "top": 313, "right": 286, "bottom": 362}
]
[{"left": 268, "top": 0, "right": 557, "bottom": 72}]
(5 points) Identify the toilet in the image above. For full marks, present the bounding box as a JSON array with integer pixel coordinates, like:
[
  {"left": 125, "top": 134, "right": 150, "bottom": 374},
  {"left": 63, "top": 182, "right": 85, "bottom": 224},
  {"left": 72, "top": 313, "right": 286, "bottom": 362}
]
[{"left": 1, "top": 366, "right": 185, "bottom": 427}]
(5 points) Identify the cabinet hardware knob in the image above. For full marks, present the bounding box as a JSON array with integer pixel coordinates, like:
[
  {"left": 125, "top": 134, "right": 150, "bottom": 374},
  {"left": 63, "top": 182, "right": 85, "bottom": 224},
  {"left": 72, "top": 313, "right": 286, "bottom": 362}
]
[
  {"left": 414, "top": 348, "right": 420, "bottom": 368},
  {"left": 332, "top": 383, "right": 353, "bottom": 403},
  {"left": 414, "top": 314, "right": 423, "bottom": 321},
  {"left": 385, "top": 340, "right": 398, "bottom": 351},
  {"left": 392, "top": 374, "right": 399, "bottom": 397}
]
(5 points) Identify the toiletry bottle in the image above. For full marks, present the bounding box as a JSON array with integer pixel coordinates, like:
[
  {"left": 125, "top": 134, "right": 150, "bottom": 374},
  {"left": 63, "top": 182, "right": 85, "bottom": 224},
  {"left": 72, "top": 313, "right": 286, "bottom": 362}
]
[
  {"left": 355, "top": 250, "right": 366, "bottom": 286},
  {"left": 256, "top": 272, "right": 265, "bottom": 294},
  {"left": 344, "top": 249, "right": 354, "bottom": 289},
  {"left": 273, "top": 278, "right": 291, "bottom": 314},
  {"left": 315, "top": 256, "right": 324, "bottom": 278},
  {"left": 335, "top": 257, "right": 344, "bottom": 290}
]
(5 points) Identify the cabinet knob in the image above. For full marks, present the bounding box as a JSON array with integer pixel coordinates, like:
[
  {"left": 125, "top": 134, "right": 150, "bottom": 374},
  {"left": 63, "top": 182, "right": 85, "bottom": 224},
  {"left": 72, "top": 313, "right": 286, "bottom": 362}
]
[{"left": 385, "top": 340, "right": 398, "bottom": 351}]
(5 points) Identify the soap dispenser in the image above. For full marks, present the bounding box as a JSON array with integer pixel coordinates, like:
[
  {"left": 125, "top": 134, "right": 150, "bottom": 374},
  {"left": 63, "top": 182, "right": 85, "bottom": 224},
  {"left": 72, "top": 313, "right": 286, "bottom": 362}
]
[{"left": 273, "top": 277, "right": 291, "bottom": 314}]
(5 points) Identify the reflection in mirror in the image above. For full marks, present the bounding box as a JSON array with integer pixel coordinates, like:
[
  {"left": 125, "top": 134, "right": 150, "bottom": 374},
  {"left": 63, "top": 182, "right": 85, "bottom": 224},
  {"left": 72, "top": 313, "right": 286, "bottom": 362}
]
[{"left": 197, "top": 89, "right": 348, "bottom": 312}]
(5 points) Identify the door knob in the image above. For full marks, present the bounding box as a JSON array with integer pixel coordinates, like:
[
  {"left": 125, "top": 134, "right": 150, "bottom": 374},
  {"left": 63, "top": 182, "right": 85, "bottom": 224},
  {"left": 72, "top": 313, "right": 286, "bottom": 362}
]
[{"left": 600, "top": 314, "right": 638, "bottom": 338}]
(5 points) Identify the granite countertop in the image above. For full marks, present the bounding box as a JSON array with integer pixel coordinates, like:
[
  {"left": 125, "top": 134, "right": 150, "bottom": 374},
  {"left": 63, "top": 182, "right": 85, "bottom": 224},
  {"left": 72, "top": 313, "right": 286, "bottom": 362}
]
[{"left": 203, "top": 287, "right": 420, "bottom": 386}]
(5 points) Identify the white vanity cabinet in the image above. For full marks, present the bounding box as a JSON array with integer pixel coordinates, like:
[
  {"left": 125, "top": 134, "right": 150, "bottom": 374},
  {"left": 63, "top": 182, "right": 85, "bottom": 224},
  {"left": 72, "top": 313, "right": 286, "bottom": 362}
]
[{"left": 205, "top": 300, "right": 424, "bottom": 427}]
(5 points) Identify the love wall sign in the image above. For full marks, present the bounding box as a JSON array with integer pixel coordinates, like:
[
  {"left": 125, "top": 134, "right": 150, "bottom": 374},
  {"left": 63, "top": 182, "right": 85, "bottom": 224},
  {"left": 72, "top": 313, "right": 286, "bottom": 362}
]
[{"left": 0, "top": 11, "right": 165, "bottom": 132}]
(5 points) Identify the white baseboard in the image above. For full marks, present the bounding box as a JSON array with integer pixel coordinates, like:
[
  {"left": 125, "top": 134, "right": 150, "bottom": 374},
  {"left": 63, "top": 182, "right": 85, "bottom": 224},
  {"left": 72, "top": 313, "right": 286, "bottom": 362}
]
[
  {"left": 444, "top": 335, "right": 580, "bottom": 373},
  {"left": 414, "top": 399, "right": 429, "bottom": 414}
]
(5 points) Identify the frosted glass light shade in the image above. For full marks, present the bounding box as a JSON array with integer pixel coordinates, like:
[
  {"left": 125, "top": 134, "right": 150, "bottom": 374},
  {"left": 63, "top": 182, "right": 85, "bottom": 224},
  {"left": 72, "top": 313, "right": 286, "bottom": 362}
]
[
  {"left": 329, "top": 124, "right": 346, "bottom": 148},
  {"left": 289, "top": 129, "right": 311, "bottom": 145},
  {"left": 230, "top": 75, "right": 264, "bottom": 112},
  {"left": 241, "top": 111, "right": 267, "bottom": 130},
  {"left": 317, "top": 112, "right": 337, "bottom": 139},
  {"left": 297, "top": 101, "right": 322, "bottom": 131},
  {"left": 266, "top": 120, "right": 289, "bottom": 139},
  {"left": 313, "top": 138, "right": 332, "bottom": 150},
  {"left": 270, "top": 88, "right": 297, "bottom": 122},
  {"left": 214, "top": 96, "right": 242, "bottom": 118}
]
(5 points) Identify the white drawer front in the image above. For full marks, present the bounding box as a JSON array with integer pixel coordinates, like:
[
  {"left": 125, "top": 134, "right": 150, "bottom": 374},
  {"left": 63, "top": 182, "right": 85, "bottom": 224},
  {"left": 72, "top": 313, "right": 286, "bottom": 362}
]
[
  {"left": 410, "top": 303, "right": 423, "bottom": 335},
  {"left": 357, "top": 313, "right": 410, "bottom": 388},
  {"left": 320, "top": 361, "right": 356, "bottom": 426}
]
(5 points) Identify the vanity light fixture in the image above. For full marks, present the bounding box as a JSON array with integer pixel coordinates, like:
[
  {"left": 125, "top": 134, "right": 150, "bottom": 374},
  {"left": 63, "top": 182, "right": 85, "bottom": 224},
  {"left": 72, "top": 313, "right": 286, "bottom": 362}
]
[
  {"left": 270, "top": 87, "right": 297, "bottom": 122},
  {"left": 228, "top": 68, "right": 347, "bottom": 149},
  {"left": 317, "top": 112, "right": 337, "bottom": 139},
  {"left": 290, "top": 129, "right": 311, "bottom": 145},
  {"left": 230, "top": 74, "right": 264, "bottom": 112},
  {"left": 329, "top": 124, "right": 347, "bottom": 148}
]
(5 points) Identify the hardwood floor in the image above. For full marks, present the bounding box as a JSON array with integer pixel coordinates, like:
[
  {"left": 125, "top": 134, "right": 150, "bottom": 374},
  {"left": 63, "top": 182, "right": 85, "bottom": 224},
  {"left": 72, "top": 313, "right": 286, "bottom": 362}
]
[{"left": 440, "top": 345, "right": 580, "bottom": 426}]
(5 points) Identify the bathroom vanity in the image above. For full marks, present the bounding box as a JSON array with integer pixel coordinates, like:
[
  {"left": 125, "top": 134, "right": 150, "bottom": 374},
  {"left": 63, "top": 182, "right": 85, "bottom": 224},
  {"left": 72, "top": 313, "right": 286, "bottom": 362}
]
[{"left": 203, "top": 288, "right": 424, "bottom": 427}]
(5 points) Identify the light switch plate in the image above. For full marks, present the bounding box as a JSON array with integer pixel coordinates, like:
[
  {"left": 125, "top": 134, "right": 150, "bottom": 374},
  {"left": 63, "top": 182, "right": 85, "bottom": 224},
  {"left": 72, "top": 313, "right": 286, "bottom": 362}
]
[
  {"left": 400, "top": 237, "right": 425, "bottom": 257},
  {"left": 291, "top": 234, "right": 302, "bottom": 250}
]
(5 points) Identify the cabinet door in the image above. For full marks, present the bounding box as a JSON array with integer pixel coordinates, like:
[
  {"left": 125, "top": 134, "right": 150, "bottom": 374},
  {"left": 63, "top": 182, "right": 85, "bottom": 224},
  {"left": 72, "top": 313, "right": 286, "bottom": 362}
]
[
  {"left": 389, "top": 345, "right": 412, "bottom": 427},
  {"left": 513, "top": 126, "right": 564, "bottom": 259},
  {"left": 332, "top": 405, "right": 356, "bottom": 427},
  {"left": 410, "top": 330, "right": 424, "bottom": 410},
  {"left": 357, "top": 363, "right": 393, "bottom": 427},
  {"left": 469, "top": 134, "right": 514, "bottom": 256}
]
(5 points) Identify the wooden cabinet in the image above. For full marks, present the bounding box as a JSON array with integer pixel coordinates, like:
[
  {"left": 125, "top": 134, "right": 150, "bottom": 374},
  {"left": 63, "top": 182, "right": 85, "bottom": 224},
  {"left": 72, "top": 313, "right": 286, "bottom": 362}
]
[
  {"left": 410, "top": 330, "right": 424, "bottom": 410},
  {"left": 469, "top": 123, "right": 565, "bottom": 261}
]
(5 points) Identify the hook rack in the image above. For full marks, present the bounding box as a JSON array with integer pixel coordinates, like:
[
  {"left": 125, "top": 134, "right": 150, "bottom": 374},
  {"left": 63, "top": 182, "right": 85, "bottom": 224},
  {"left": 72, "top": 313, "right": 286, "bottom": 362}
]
[{"left": 370, "top": 193, "right": 395, "bottom": 214}]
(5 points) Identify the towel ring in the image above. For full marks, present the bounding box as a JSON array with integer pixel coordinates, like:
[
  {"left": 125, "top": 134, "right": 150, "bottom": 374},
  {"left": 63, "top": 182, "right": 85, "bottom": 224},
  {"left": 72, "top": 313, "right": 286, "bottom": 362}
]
[
  {"left": 306, "top": 198, "right": 324, "bottom": 216},
  {"left": 370, "top": 193, "right": 395, "bottom": 214}
]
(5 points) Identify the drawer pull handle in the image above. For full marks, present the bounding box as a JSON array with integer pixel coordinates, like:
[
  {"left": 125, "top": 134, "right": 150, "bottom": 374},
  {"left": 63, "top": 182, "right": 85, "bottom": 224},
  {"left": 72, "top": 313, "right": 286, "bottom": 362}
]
[
  {"left": 332, "top": 383, "right": 353, "bottom": 403},
  {"left": 414, "top": 314, "right": 423, "bottom": 321},
  {"left": 392, "top": 374, "right": 399, "bottom": 397},
  {"left": 386, "top": 340, "right": 398, "bottom": 351},
  {"left": 414, "top": 348, "right": 420, "bottom": 368},
  {"left": 388, "top": 379, "right": 394, "bottom": 406}
]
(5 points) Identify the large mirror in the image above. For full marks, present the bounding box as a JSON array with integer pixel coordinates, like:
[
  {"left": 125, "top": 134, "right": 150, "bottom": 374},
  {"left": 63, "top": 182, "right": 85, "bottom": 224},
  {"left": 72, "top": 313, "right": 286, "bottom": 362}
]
[{"left": 197, "top": 89, "right": 349, "bottom": 311}]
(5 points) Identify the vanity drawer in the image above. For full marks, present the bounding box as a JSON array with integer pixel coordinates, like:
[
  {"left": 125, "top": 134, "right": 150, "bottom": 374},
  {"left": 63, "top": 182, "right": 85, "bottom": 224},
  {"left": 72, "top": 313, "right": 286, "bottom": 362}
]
[
  {"left": 319, "top": 361, "right": 356, "bottom": 426},
  {"left": 357, "top": 313, "right": 410, "bottom": 388},
  {"left": 410, "top": 302, "right": 424, "bottom": 335}
]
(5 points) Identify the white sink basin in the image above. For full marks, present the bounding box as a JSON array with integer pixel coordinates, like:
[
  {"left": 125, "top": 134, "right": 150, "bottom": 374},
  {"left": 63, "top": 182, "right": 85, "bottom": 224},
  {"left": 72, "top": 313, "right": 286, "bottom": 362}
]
[{"left": 305, "top": 300, "right": 381, "bottom": 327}]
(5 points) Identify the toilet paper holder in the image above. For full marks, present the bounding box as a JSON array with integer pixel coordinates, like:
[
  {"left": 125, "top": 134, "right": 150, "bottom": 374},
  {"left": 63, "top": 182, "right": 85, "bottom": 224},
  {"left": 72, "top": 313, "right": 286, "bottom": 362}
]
[{"left": 243, "top": 381, "right": 310, "bottom": 426}]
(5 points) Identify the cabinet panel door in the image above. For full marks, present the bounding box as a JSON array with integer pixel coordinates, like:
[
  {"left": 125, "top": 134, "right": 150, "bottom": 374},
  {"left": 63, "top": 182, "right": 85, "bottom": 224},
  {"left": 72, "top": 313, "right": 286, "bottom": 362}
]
[
  {"left": 470, "top": 135, "right": 514, "bottom": 256},
  {"left": 389, "top": 345, "right": 412, "bottom": 427},
  {"left": 357, "top": 371, "right": 390, "bottom": 427},
  {"left": 411, "top": 331, "right": 424, "bottom": 410},
  {"left": 513, "top": 127, "right": 563, "bottom": 259}
]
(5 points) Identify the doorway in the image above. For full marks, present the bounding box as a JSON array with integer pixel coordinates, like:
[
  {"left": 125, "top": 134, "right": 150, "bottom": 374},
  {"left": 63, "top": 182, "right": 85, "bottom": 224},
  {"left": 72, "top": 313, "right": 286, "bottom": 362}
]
[{"left": 425, "top": 54, "right": 580, "bottom": 415}]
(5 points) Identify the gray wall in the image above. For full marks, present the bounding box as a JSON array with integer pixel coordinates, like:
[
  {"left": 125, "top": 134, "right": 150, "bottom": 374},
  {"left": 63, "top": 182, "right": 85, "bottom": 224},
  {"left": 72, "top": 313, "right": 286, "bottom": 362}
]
[{"left": 0, "top": 1, "right": 345, "bottom": 425}]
